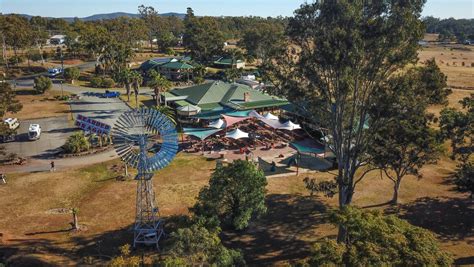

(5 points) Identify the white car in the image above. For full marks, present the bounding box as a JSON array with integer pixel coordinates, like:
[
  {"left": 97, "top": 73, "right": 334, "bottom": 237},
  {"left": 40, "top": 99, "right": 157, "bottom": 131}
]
[
  {"left": 28, "top": 124, "right": 41, "bottom": 140},
  {"left": 47, "top": 68, "right": 63, "bottom": 78}
]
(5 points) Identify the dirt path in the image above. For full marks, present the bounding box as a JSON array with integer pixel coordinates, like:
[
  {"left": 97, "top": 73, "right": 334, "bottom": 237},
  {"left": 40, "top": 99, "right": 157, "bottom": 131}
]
[{"left": 0, "top": 149, "right": 119, "bottom": 174}]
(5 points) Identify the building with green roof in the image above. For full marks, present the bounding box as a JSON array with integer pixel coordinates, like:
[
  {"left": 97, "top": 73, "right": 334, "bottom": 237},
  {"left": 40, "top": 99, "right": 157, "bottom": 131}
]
[
  {"left": 213, "top": 57, "right": 245, "bottom": 69},
  {"left": 139, "top": 57, "right": 194, "bottom": 81},
  {"left": 162, "top": 81, "right": 288, "bottom": 122}
]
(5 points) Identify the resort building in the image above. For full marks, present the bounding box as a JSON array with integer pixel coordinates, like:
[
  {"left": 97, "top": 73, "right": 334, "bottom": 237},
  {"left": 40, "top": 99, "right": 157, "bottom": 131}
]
[
  {"left": 161, "top": 81, "right": 288, "bottom": 123},
  {"left": 140, "top": 57, "right": 194, "bottom": 81}
]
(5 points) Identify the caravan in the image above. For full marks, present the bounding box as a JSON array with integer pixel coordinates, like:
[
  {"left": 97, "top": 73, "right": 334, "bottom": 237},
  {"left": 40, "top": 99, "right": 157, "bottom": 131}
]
[
  {"left": 1, "top": 118, "right": 20, "bottom": 142},
  {"left": 28, "top": 124, "right": 42, "bottom": 141}
]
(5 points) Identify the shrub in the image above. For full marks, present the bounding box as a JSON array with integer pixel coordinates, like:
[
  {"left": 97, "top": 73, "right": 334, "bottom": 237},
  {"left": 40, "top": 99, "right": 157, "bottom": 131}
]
[
  {"left": 64, "top": 67, "right": 80, "bottom": 84},
  {"left": 63, "top": 132, "right": 90, "bottom": 154},
  {"left": 101, "top": 77, "right": 115, "bottom": 88},
  {"left": 33, "top": 76, "right": 52, "bottom": 94},
  {"left": 8, "top": 56, "right": 24, "bottom": 65},
  {"left": 161, "top": 224, "right": 245, "bottom": 266},
  {"left": 89, "top": 76, "right": 115, "bottom": 88}
]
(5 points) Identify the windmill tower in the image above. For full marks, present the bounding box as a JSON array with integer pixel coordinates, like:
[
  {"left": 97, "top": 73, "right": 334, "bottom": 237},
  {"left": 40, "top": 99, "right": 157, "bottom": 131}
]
[{"left": 112, "top": 108, "right": 178, "bottom": 248}]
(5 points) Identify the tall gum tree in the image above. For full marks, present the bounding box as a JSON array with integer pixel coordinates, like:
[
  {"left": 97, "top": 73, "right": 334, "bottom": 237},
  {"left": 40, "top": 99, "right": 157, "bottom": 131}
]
[{"left": 265, "top": 0, "right": 425, "bottom": 215}]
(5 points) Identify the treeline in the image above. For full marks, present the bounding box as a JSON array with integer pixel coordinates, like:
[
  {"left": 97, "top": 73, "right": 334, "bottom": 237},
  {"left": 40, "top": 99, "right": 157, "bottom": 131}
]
[{"left": 423, "top": 16, "right": 474, "bottom": 42}]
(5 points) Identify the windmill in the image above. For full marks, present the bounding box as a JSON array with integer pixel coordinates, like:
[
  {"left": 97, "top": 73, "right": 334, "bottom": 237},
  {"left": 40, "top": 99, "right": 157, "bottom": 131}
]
[{"left": 111, "top": 107, "right": 178, "bottom": 249}]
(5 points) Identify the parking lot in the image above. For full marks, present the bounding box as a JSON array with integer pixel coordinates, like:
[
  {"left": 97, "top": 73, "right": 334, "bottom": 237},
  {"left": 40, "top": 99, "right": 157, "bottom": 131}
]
[
  {"left": 70, "top": 92, "right": 130, "bottom": 127},
  {"left": 2, "top": 116, "right": 74, "bottom": 158},
  {"left": 3, "top": 90, "right": 130, "bottom": 159}
]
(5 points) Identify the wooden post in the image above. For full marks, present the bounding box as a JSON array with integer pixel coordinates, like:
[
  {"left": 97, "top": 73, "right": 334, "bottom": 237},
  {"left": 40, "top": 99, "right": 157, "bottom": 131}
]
[{"left": 72, "top": 208, "right": 79, "bottom": 230}]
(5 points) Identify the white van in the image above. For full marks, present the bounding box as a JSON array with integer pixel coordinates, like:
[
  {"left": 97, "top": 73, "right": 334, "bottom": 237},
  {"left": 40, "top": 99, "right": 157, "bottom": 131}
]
[
  {"left": 1, "top": 118, "right": 20, "bottom": 142},
  {"left": 28, "top": 124, "right": 41, "bottom": 140},
  {"left": 4, "top": 118, "right": 20, "bottom": 131}
]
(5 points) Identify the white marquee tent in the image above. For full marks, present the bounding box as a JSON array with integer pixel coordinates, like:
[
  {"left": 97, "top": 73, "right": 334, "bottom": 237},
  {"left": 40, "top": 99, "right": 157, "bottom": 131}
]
[
  {"left": 263, "top": 112, "right": 279, "bottom": 120},
  {"left": 208, "top": 119, "right": 225, "bottom": 129},
  {"left": 225, "top": 128, "right": 249, "bottom": 139}
]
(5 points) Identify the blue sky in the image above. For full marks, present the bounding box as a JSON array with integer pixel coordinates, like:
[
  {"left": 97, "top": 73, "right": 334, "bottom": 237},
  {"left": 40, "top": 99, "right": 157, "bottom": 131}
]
[{"left": 1, "top": 0, "right": 472, "bottom": 19}]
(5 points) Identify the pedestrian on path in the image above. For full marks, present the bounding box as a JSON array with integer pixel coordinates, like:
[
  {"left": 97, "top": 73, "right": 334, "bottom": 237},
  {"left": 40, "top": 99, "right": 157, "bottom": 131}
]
[
  {"left": 50, "top": 161, "right": 55, "bottom": 172},
  {"left": 1, "top": 173, "right": 6, "bottom": 184}
]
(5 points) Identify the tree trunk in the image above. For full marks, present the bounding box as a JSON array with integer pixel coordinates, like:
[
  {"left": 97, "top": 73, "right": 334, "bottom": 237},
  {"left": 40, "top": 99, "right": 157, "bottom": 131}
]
[
  {"left": 391, "top": 178, "right": 402, "bottom": 205},
  {"left": 337, "top": 174, "right": 354, "bottom": 243},
  {"left": 155, "top": 88, "right": 160, "bottom": 107},
  {"left": 126, "top": 84, "right": 131, "bottom": 102},
  {"left": 72, "top": 210, "right": 79, "bottom": 230}
]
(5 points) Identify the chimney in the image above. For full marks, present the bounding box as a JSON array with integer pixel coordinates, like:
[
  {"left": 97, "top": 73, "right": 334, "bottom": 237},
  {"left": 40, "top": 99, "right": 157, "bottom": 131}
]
[{"left": 244, "top": 92, "right": 250, "bottom": 102}]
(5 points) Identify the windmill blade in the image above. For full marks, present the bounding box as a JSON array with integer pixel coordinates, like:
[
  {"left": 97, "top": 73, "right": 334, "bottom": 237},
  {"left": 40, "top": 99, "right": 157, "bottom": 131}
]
[{"left": 111, "top": 108, "right": 178, "bottom": 176}]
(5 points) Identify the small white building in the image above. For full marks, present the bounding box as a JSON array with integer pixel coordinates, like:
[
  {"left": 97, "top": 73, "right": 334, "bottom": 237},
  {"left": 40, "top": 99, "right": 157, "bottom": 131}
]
[{"left": 50, "top": 35, "right": 66, "bottom": 45}]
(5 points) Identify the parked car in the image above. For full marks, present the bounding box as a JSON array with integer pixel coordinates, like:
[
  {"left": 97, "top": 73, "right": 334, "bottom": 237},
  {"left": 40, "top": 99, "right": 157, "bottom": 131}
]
[
  {"left": 102, "top": 90, "right": 120, "bottom": 98},
  {"left": 28, "top": 124, "right": 41, "bottom": 141},
  {"left": 47, "top": 67, "right": 63, "bottom": 78},
  {"left": 1, "top": 118, "right": 20, "bottom": 142}
]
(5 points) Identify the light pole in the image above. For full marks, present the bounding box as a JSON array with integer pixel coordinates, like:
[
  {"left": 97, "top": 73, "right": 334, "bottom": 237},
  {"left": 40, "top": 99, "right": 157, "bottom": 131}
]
[{"left": 60, "top": 47, "right": 64, "bottom": 97}]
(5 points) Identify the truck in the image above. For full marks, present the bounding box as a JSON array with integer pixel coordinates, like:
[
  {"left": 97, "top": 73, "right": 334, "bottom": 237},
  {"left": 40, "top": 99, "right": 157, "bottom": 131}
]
[
  {"left": 1, "top": 118, "right": 20, "bottom": 142},
  {"left": 28, "top": 124, "right": 41, "bottom": 141}
]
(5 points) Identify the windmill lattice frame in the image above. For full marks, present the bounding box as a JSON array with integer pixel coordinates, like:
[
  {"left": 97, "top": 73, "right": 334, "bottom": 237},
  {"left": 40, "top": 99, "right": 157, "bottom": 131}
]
[{"left": 112, "top": 107, "right": 178, "bottom": 248}]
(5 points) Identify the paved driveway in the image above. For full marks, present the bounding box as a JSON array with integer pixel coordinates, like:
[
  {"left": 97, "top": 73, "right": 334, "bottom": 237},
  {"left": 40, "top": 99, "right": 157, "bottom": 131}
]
[
  {"left": 2, "top": 116, "right": 74, "bottom": 158},
  {"left": 3, "top": 90, "right": 130, "bottom": 159},
  {"left": 70, "top": 93, "right": 130, "bottom": 127}
]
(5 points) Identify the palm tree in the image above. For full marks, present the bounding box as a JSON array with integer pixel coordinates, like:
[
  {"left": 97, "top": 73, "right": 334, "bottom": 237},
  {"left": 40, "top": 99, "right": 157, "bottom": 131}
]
[
  {"left": 227, "top": 48, "right": 244, "bottom": 69},
  {"left": 130, "top": 71, "right": 143, "bottom": 108},
  {"left": 152, "top": 105, "right": 176, "bottom": 125},
  {"left": 116, "top": 69, "right": 132, "bottom": 102},
  {"left": 147, "top": 69, "right": 172, "bottom": 107}
]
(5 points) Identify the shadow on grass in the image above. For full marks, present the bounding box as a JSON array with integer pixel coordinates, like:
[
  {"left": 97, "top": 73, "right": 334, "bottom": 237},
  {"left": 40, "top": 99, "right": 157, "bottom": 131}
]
[
  {"left": 221, "top": 193, "right": 329, "bottom": 265},
  {"left": 1, "top": 224, "right": 135, "bottom": 266},
  {"left": 391, "top": 196, "right": 473, "bottom": 242}
]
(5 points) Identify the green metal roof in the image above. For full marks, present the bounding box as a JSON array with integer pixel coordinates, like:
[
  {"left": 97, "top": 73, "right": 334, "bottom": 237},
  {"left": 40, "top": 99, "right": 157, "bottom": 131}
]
[
  {"left": 213, "top": 58, "right": 244, "bottom": 65},
  {"left": 169, "top": 81, "right": 287, "bottom": 113},
  {"left": 230, "top": 99, "right": 289, "bottom": 110},
  {"left": 174, "top": 100, "right": 190, "bottom": 107},
  {"left": 160, "top": 61, "right": 194, "bottom": 70}
]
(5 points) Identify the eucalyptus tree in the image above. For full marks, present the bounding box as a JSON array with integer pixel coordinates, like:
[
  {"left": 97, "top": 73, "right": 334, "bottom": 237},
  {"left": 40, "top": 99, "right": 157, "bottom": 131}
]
[
  {"left": 138, "top": 5, "right": 159, "bottom": 52},
  {"left": 367, "top": 73, "right": 442, "bottom": 204},
  {"left": 265, "top": 0, "right": 426, "bottom": 223}
]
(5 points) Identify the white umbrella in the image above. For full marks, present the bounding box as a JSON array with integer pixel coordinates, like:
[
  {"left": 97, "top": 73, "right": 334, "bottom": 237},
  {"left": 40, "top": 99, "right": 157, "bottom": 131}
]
[
  {"left": 177, "top": 104, "right": 201, "bottom": 116},
  {"left": 209, "top": 119, "right": 225, "bottom": 129},
  {"left": 263, "top": 112, "right": 279, "bottom": 120},
  {"left": 281, "top": 120, "right": 301, "bottom": 131},
  {"left": 225, "top": 128, "right": 249, "bottom": 139}
]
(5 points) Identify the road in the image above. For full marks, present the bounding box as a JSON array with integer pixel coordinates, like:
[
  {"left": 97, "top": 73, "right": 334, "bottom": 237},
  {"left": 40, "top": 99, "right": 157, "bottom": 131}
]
[{"left": 2, "top": 62, "right": 132, "bottom": 172}]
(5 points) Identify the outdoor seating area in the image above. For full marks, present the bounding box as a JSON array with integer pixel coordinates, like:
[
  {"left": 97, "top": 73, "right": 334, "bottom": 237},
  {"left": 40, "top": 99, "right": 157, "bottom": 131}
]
[{"left": 180, "top": 111, "right": 310, "bottom": 158}]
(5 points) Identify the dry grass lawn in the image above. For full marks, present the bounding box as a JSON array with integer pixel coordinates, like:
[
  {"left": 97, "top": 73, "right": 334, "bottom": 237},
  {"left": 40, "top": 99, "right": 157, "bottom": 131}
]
[
  {"left": 0, "top": 151, "right": 472, "bottom": 266},
  {"left": 418, "top": 45, "right": 474, "bottom": 89},
  {"left": 8, "top": 89, "right": 72, "bottom": 120}
]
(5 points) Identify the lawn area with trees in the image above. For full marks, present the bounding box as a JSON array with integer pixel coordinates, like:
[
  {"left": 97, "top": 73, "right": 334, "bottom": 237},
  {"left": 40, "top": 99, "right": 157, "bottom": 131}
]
[{"left": 0, "top": 0, "right": 473, "bottom": 266}]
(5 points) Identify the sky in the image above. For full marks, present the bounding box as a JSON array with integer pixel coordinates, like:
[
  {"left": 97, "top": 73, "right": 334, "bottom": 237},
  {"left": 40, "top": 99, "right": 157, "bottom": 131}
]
[{"left": 1, "top": 0, "right": 473, "bottom": 19}]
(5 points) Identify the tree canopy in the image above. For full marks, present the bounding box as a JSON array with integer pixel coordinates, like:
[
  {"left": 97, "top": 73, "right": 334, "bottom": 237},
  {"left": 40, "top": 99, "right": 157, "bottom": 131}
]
[
  {"left": 192, "top": 160, "right": 267, "bottom": 230},
  {"left": 308, "top": 207, "right": 452, "bottom": 266},
  {"left": 161, "top": 224, "right": 245, "bottom": 266},
  {"left": 184, "top": 9, "right": 225, "bottom": 63}
]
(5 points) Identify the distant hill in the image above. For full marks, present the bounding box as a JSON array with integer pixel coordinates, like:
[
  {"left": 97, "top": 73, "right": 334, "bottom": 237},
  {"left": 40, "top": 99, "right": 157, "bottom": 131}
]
[{"left": 9, "top": 12, "right": 186, "bottom": 22}]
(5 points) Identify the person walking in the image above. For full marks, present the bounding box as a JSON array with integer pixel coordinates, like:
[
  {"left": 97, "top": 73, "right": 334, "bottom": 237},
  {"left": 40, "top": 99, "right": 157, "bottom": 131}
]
[
  {"left": 0, "top": 173, "right": 6, "bottom": 184},
  {"left": 50, "top": 161, "right": 55, "bottom": 172}
]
